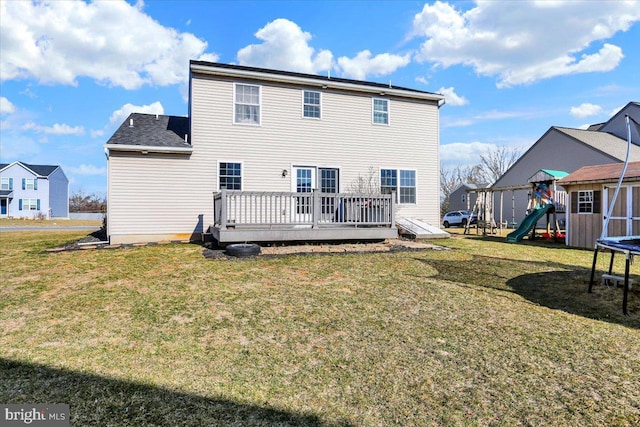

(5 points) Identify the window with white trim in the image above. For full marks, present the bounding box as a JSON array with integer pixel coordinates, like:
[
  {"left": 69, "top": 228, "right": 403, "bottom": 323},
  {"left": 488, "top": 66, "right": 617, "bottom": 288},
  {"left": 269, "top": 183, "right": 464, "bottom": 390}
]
[
  {"left": 578, "top": 190, "right": 594, "bottom": 213},
  {"left": 303, "top": 90, "right": 321, "bottom": 118},
  {"left": 380, "top": 169, "right": 397, "bottom": 195},
  {"left": 219, "top": 162, "right": 242, "bottom": 190},
  {"left": 399, "top": 170, "right": 416, "bottom": 204},
  {"left": 234, "top": 84, "right": 260, "bottom": 125},
  {"left": 373, "top": 98, "right": 389, "bottom": 125},
  {"left": 380, "top": 168, "right": 416, "bottom": 204},
  {"left": 0, "top": 177, "right": 11, "bottom": 190},
  {"left": 21, "top": 198, "right": 39, "bottom": 210},
  {"left": 24, "top": 178, "right": 37, "bottom": 190}
]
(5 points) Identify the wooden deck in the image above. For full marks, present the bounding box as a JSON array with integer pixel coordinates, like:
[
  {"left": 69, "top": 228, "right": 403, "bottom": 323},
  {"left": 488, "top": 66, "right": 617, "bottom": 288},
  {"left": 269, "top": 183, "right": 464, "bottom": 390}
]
[{"left": 211, "top": 190, "right": 398, "bottom": 243}]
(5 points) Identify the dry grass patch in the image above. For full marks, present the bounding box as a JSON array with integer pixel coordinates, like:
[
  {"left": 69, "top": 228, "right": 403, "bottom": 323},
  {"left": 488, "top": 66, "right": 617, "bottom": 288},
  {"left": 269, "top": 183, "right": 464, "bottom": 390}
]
[{"left": 1, "top": 231, "right": 639, "bottom": 426}]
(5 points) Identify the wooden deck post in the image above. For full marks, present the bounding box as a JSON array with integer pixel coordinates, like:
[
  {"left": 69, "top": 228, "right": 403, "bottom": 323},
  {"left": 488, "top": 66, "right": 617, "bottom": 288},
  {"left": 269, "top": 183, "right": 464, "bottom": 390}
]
[
  {"left": 220, "top": 189, "right": 228, "bottom": 230},
  {"left": 391, "top": 191, "right": 396, "bottom": 227},
  {"left": 312, "top": 189, "right": 320, "bottom": 228}
]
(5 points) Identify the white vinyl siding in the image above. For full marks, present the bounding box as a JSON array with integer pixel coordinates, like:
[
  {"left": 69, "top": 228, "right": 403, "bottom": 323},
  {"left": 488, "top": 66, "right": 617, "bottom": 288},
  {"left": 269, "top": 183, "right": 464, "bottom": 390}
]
[
  {"left": 234, "top": 83, "right": 261, "bottom": 125},
  {"left": 107, "top": 74, "right": 441, "bottom": 243},
  {"left": 303, "top": 90, "right": 321, "bottom": 118},
  {"left": 372, "top": 98, "right": 389, "bottom": 125}
]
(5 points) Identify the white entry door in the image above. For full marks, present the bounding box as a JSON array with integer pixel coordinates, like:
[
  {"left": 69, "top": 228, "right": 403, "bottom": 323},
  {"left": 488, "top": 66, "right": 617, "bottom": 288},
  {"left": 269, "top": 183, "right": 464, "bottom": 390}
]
[{"left": 292, "top": 166, "right": 316, "bottom": 223}]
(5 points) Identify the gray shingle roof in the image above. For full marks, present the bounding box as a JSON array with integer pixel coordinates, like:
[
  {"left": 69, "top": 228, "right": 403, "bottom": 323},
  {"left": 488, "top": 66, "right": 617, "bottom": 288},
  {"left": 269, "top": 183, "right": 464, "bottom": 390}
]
[
  {"left": 0, "top": 161, "right": 59, "bottom": 176},
  {"left": 553, "top": 127, "right": 640, "bottom": 161},
  {"left": 106, "top": 113, "right": 190, "bottom": 148},
  {"left": 190, "top": 60, "right": 440, "bottom": 98}
]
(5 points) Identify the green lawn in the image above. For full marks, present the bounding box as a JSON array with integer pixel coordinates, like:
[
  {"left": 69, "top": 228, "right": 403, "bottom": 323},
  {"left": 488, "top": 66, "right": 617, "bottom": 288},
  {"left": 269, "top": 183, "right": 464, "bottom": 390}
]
[{"left": 1, "top": 231, "right": 639, "bottom": 426}]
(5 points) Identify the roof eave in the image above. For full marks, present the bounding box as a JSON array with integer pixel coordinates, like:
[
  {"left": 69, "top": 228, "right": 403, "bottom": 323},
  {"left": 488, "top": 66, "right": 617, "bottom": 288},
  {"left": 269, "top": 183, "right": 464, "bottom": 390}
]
[
  {"left": 190, "top": 63, "right": 445, "bottom": 103},
  {"left": 560, "top": 177, "right": 640, "bottom": 186},
  {"left": 104, "top": 144, "right": 193, "bottom": 155}
]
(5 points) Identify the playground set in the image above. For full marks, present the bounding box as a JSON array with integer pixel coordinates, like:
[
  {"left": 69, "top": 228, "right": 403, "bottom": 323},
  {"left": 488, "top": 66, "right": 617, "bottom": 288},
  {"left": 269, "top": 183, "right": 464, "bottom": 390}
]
[
  {"left": 462, "top": 170, "right": 568, "bottom": 241},
  {"left": 505, "top": 169, "right": 568, "bottom": 243}
]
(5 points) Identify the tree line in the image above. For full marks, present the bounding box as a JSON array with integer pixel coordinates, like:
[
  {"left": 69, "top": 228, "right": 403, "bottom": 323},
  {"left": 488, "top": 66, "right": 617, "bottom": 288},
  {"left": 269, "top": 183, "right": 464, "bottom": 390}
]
[
  {"left": 440, "top": 146, "right": 522, "bottom": 214},
  {"left": 69, "top": 189, "right": 107, "bottom": 212}
]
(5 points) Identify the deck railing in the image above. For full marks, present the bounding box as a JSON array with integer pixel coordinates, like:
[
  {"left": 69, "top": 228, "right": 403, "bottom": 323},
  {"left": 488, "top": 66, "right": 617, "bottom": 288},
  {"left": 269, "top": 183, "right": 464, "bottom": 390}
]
[{"left": 213, "top": 190, "right": 395, "bottom": 229}]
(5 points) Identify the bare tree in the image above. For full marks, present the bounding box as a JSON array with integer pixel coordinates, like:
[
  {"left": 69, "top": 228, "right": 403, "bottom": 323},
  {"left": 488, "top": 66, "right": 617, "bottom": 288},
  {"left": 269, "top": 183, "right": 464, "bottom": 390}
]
[
  {"left": 478, "top": 146, "right": 522, "bottom": 185},
  {"left": 348, "top": 166, "right": 380, "bottom": 193},
  {"left": 69, "top": 189, "right": 107, "bottom": 212},
  {"left": 440, "top": 164, "right": 484, "bottom": 214}
]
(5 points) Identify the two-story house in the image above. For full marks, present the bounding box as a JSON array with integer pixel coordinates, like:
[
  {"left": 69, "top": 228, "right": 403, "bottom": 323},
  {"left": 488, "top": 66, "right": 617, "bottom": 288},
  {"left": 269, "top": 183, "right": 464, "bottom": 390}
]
[
  {"left": 105, "top": 61, "right": 445, "bottom": 245},
  {"left": 0, "top": 161, "right": 69, "bottom": 219}
]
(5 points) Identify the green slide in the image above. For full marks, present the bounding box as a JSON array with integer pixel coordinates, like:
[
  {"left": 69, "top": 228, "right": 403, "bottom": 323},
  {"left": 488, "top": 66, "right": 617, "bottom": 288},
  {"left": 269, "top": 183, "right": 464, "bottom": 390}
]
[{"left": 506, "top": 204, "right": 553, "bottom": 243}]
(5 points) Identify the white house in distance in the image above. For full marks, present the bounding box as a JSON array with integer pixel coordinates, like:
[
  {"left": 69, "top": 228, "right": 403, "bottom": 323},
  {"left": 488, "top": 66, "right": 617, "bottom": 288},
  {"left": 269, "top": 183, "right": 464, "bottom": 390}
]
[
  {"left": 104, "top": 61, "right": 445, "bottom": 245},
  {"left": 0, "top": 161, "right": 69, "bottom": 219}
]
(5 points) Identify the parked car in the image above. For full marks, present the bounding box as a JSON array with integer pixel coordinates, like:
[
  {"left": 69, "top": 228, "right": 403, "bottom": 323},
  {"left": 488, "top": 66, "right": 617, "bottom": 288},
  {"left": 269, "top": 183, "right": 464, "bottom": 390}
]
[{"left": 442, "top": 210, "right": 477, "bottom": 228}]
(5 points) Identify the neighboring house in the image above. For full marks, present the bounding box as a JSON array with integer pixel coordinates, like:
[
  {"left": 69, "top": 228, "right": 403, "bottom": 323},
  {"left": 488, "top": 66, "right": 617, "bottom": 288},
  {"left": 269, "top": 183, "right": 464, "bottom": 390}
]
[
  {"left": 448, "top": 183, "right": 490, "bottom": 212},
  {"left": 491, "top": 101, "right": 640, "bottom": 227},
  {"left": 0, "top": 161, "right": 69, "bottom": 219},
  {"left": 105, "top": 61, "right": 445, "bottom": 245},
  {"left": 559, "top": 161, "right": 640, "bottom": 249}
]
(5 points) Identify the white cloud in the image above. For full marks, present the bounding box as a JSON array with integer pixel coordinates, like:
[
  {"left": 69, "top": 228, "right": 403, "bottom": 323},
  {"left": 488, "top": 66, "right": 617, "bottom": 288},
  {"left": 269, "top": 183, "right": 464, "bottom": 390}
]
[
  {"left": 415, "top": 76, "right": 429, "bottom": 85},
  {"left": 438, "top": 86, "right": 468, "bottom": 106},
  {"left": 65, "top": 164, "right": 107, "bottom": 176},
  {"left": 570, "top": 103, "right": 603, "bottom": 118},
  {"left": 0, "top": 97, "right": 16, "bottom": 114},
  {"left": 440, "top": 141, "right": 498, "bottom": 166},
  {"left": 337, "top": 50, "right": 411, "bottom": 80},
  {"left": 90, "top": 129, "right": 105, "bottom": 138},
  {"left": 23, "top": 122, "right": 85, "bottom": 135},
  {"left": 237, "top": 19, "right": 332, "bottom": 74},
  {"left": 412, "top": 1, "right": 640, "bottom": 87},
  {"left": 108, "top": 101, "right": 165, "bottom": 127},
  {"left": 0, "top": 0, "right": 218, "bottom": 89}
]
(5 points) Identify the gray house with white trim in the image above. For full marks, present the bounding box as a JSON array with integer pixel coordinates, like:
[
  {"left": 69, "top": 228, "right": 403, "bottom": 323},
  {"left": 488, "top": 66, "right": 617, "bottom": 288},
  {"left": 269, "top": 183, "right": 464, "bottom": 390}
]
[
  {"left": 0, "top": 161, "right": 69, "bottom": 219},
  {"left": 105, "top": 61, "right": 445, "bottom": 244}
]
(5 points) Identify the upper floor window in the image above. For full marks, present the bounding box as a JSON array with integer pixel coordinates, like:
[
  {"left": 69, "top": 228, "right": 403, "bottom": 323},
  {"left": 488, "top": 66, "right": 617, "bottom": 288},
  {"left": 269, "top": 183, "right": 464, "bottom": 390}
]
[
  {"left": 23, "top": 178, "right": 37, "bottom": 190},
  {"left": 0, "top": 177, "right": 12, "bottom": 190},
  {"left": 373, "top": 98, "right": 389, "bottom": 125},
  {"left": 219, "top": 162, "right": 242, "bottom": 190},
  {"left": 303, "top": 90, "right": 321, "bottom": 118},
  {"left": 234, "top": 84, "right": 260, "bottom": 125}
]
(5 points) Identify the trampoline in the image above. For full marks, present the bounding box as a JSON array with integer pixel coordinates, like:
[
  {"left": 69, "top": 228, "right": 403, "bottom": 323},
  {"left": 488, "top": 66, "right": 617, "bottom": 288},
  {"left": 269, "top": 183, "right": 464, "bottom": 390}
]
[
  {"left": 589, "top": 236, "right": 640, "bottom": 315},
  {"left": 587, "top": 115, "right": 640, "bottom": 315}
]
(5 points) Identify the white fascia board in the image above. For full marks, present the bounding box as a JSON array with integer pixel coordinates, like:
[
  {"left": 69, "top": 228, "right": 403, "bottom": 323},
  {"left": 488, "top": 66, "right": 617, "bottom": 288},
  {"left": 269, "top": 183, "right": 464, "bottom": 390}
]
[
  {"left": 190, "top": 64, "right": 445, "bottom": 103},
  {"left": 104, "top": 144, "right": 193, "bottom": 155}
]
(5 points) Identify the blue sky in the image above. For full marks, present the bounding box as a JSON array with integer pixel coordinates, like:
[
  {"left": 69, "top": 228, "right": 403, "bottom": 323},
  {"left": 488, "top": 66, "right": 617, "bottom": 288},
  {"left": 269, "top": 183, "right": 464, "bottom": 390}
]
[{"left": 1, "top": 0, "right": 639, "bottom": 195}]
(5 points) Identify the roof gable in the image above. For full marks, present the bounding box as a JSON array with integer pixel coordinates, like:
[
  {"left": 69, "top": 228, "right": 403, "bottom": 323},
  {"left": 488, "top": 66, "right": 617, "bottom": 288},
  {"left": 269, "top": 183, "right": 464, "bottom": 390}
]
[
  {"left": 598, "top": 101, "right": 640, "bottom": 140},
  {"left": 0, "top": 161, "right": 59, "bottom": 177},
  {"left": 492, "top": 126, "right": 640, "bottom": 189}
]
